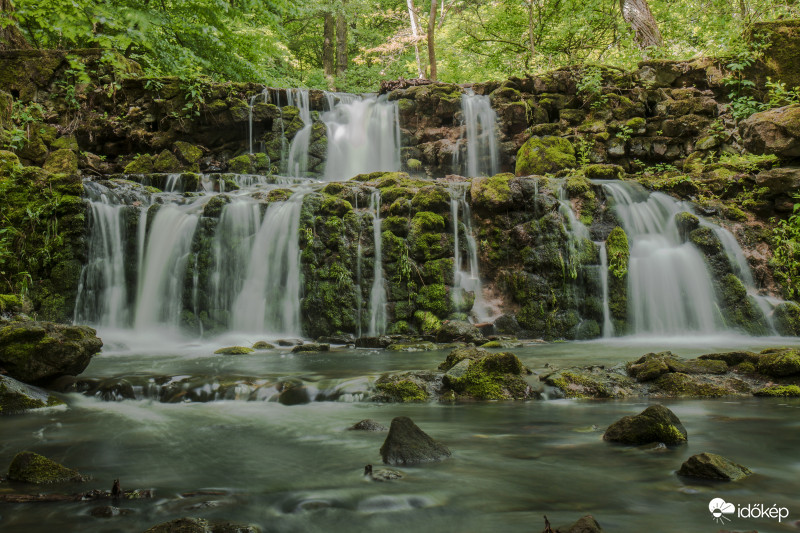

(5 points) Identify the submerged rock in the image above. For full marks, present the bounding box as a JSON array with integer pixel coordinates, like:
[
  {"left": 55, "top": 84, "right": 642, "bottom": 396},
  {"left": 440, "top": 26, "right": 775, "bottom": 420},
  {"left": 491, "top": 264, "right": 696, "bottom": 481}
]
[
  {"left": 0, "top": 375, "right": 65, "bottom": 413},
  {"left": 364, "top": 464, "right": 404, "bottom": 481},
  {"left": 0, "top": 320, "right": 103, "bottom": 383},
  {"left": 373, "top": 372, "right": 435, "bottom": 402},
  {"left": 677, "top": 452, "right": 752, "bottom": 481},
  {"left": 7, "top": 451, "right": 86, "bottom": 484},
  {"left": 291, "top": 343, "right": 330, "bottom": 353},
  {"left": 213, "top": 346, "right": 254, "bottom": 355},
  {"left": 142, "top": 517, "right": 261, "bottom": 533},
  {"left": 603, "top": 404, "right": 687, "bottom": 445},
  {"left": 349, "top": 419, "right": 388, "bottom": 431},
  {"left": 379, "top": 416, "right": 451, "bottom": 465}
]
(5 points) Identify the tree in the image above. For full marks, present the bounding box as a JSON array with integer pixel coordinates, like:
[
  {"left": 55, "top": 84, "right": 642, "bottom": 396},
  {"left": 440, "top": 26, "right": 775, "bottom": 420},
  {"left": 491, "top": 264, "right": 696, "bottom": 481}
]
[
  {"left": 323, "top": 11, "right": 335, "bottom": 80},
  {"left": 427, "top": 0, "right": 437, "bottom": 80},
  {"left": 335, "top": 1, "right": 347, "bottom": 76},
  {"left": 619, "top": 0, "right": 662, "bottom": 50},
  {"left": 406, "top": 0, "right": 424, "bottom": 78},
  {"left": 0, "top": 0, "right": 30, "bottom": 50}
]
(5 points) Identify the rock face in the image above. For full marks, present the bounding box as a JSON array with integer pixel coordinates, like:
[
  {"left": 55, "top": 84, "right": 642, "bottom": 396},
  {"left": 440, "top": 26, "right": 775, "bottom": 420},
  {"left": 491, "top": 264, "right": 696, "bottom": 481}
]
[
  {"left": 7, "top": 451, "right": 85, "bottom": 484},
  {"left": 0, "top": 375, "right": 64, "bottom": 413},
  {"left": 379, "top": 416, "right": 451, "bottom": 465},
  {"left": 143, "top": 517, "right": 261, "bottom": 533},
  {"left": 0, "top": 320, "right": 103, "bottom": 383},
  {"left": 677, "top": 452, "right": 752, "bottom": 481},
  {"left": 603, "top": 405, "right": 687, "bottom": 445},
  {"left": 740, "top": 104, "right": 800, "bottom": 158}
]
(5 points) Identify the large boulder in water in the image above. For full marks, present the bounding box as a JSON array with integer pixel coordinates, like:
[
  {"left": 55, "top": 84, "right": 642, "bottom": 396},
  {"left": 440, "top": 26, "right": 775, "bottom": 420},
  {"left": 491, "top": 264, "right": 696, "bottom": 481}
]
[
  {"left": 435, "top": 320, "right": 485, "bottom": 344},
  {"left": 7, "top": 451, "right": 86, "bottom": 483},
  {"left": 0, "top": 375, "right": 65, "bottom": 413},
  {"left": 0, "top": 320, "right": 103, "bottom": 383},
  {"left": 440, "top": 346, "right": 533, "bottom": 400},
  {"left": 677, "top": 452, "right": 752, "bottom": 481},
  {"left": 380, "top": 416, "right": 451, "bottom": 465},
  {"left": 603, "top": 404, "right": 687, "bottom": 445}
]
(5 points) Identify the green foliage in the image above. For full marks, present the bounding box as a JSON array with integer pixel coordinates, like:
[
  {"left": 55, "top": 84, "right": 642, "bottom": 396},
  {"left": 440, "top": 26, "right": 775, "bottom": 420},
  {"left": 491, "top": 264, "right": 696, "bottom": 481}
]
[
  {"left": 577, "top": 67, "right": 607, "bottom": 109},
  {"left": 607, "top": 226, "right": 629, "bottom": 280},
  {"left": 574, "top": 136, "right": 592, "bottom": 168},
  {"left": 615, "top": 124, "right": 633, "bottom": 143},
  {"left": 772, "top": 194, "right": 800, "bottom": 299}
]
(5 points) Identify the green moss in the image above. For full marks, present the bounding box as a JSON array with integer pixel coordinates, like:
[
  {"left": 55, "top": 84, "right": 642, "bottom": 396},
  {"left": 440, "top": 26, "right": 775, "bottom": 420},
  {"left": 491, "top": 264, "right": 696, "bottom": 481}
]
[
  {"left": 7, "top": 451, "right": 83, "bottom": 484},
  {"left": 754, "top": 385, "right": 800, "bottom": 397},
  {"left": 0, "top": 294, "right": 22, "bottom": 312},
  {"left": 386, "top": 342, "right": 437, "bottom": 352},
  {"left": 515, "top": 136, "right": 576, "bottom": 176},
  {"left": 757, "top": 348, "right": 800, "bottom": 377},
  {"left": 722, "top": 205, "right": 748, "bottom": 221},
  {"left": 173, "top": 141, "right": 203, "bottom": 166},
  {"left": 416, "top": 283, "right": 451, "bottom": 317},
  {"left": 42, "top": 149, "right": 78, "bottom": 175},
  {"left": 153, "top": 149, "right": 182, "bottom": 173},
  {"left": 654, "top": 373, "right": 729, "bottom": 397},
  {"left": 411, "top": 211, "right": 445, "bottom": 233},
  {"left": 736, "top": 361, "right": 756, "bottom": 373},
  {"left": 252, "top": 341, "right": 275, "bottom": 350},
  {"left": 375, "top": 378, "right": 429, "bottom": 402},
  {"left": 411, "top": 185, "right": 450, "bottom": 212},
  {"left": 470, "top": 173, "right": 514, "bottom": 210},
  {"left": 387, "top": 320, "right": 412, "bottom": 334},
  {"left": 413, "top": 310, "right": 442, "bottom": 333},
  {"left": 547, "top": 371, "right": 611, "bottom": 398},
  {"left": 607, "top": 226, "right": 629, "bottom": 326},
  {"left": 420, "top": 258, "right": 454, "bottom": 285},
  {"left": 383, "top": 215, "right": 409, "bottom": 236},
  {"left": 319, "top": 196, "right": 353, "bottom": 217},
  {"left": 773, "top": 303, "right": 800, "bottom": 336},
  {"left": 214, "top": 346, "right": 255, "bottom": 355},
  {"left": 228, "top": 154, "right": 253, "bottom": 174}
]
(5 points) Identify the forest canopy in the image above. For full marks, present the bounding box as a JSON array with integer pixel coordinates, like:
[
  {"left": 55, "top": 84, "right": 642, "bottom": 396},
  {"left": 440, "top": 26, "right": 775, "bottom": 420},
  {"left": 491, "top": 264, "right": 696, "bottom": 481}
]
[{"left": 2, "top": 0, "right": 799, "bottom": 91}]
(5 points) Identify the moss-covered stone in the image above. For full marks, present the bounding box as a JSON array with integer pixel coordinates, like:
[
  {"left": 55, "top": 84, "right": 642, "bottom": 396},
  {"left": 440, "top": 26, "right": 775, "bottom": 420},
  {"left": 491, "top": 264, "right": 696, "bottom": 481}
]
[
  {"left": 386, "top": 342, "right": 437, "bottom": 352},
  {"left": 411, "top": 185, "right": 450, "bottom": 212},
  {"left": 773, "top": 302, "right": 800, "bottom": 336},
  {"left": 653, "top": 373, "right": 731, "bottom": 397},
  {"left": 252, "top": 341, "right": 275, "bottom": 350},
  {"left": 677, "top": 452, "right": 752, "bottom": 481},
  {"left": 470, "top": 173, "right": 514, "bottom": 211},
  {"left": 583, "top": 164, "right": 624, "bottom": 180},
  {"left": 441, "top": 348, "right": 531, "bottom": 400},
  {"left": 375, "top": 375, "right": 429, "bottom": 402},
  {"left": 754, "top": 384, "right": 800, "bottom": 397},
  {"left": 0, "top": 375, "right": 64, "bottom": 414},
  {"left": 757, "top": 348, "right": 800, "bottom": 377},
  {"left": 7, "top": 451, "right": 85, "bottom": 484},
  {"left": 319, "top": 196, "right": 353, "bottom": 217},
  {"left": 42, "top": 149, "right": 78, "bottom": 175},
  {"left": 410, "top": 211, "right": 445, "bottom": 233},
  {"left": 173, "top": 141, "right": 203, "bottom": 166},
  {"left": 214, "top": 346, "right": 255, "bottom": 355},
  {"left": 228, "top": 154, "right": 253, "bottom": 174},
  {"left": 627, "top": 352, "right": 671, "bottom": 382},
  {"left": 413, "top": 310, "right": 442, "bottom": 334},
  {"left": 606, "top": 226, "right": 629, "bottom": 327},
  {"left": 603, "top": 404, "right": 687, "bottom": 445},
  {"left": 153, "top": 149, "right": 182, "bottom": 173},
  {"left": 543, "top": 370, "right": 615, "bottom": 398},
  {"left": 515, "top": 136, "right": 576, "bottom": 176},
  {"left": 124, "top": 154, "right": 154, "bottom": 174}
]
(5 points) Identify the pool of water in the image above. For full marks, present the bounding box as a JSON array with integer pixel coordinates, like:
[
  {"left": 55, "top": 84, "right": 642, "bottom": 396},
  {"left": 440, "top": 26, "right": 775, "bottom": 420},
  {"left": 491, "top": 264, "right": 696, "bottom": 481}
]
[{"left": 2, "top": 334, "right": 800, "bottom": 532}]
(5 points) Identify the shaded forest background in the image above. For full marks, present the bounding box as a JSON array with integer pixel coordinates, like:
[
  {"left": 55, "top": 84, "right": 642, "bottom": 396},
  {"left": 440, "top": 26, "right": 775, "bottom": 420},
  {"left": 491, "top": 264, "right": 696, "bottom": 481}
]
[{"left": 1, "top": 0, "right": 798, "bottom": 90}]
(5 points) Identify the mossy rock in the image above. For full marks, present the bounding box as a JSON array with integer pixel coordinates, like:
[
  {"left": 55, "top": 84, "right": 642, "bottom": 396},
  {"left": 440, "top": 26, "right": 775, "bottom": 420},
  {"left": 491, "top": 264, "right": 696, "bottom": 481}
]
[
  {"left": 0, "top": 293, "right": 22, "bottom": 313},
  {"left": 252, "top": 341, "right": 275, "bottom": 350},
  {"left": 757, "top": 348, "right": 800, "bottom": 377},
  {"left": 543, "top": 370, "right": 617, "bottom": 398},
  {"left": 143, "top": 518, "right": 260, "bottom": 533},
  {"left": 627, "top": 352, "right": 671, "bottom": 382},
  {"left": 583, "top": 164, "right": 624, "bottom": 180},
  {"left": 677, "top": 452, "right": 752, "bottom": 481},
  {"left": 420, "top": 258, "right": 454, "bottom": 285},
  {"left": 653, "top": 373, "right": 730, "bottom": 397},
  {"left": 410, "top": 211, "right": 445, "bottom": 233},
  {"left": 411, "top": 185, "right": 450, "bottom": 212},
  {"left": 50, "top": 135, "right": 78, "bottom": 151},
  {"left": 415, "top": 284, "right": 451, "bottom": 317},
  {"left": 754, "top": 384, "right": 800, "bottom": 397},
  {"left": 773, "top": 302, "right": 800, "bottom": 336},
  {"left": 202, "top": 194, "right": 231, "bottom": 218},
  {"left": 0, "top": 375, "right": 65, "bottom": 414},
  {"left": 698, "top": 351, "right": 760, "bottom": 366},
  {"left": 153, "top": 149, "right": 182, "bottom": 173},
  {"left": 173, "top": 141, "right": 203, "bottom": 165},
  {"left": 480, "top": 339, "right": 523, "bottom": 349},
  {"left": 228, "top": 154, "right": 254, "bottom": 174},
  {"left": 374, "top": 375, "right": 430, "bottom": 402},
  {"left": 606, "top": 226, "right": 629, "bottom": 323},
  {"left": 386, "top": 342, "right": 437, "bottom": 352},
  {"left": 291, "top": 343, "right": 330, "bottom": 353},
  {"left": 42, "top": 149, "right": 78, "bottom": 175},
  {"left": 442, "top": 349, "right": 530, "bottom": 400},
  {"left": 319, "top": 196, "right": 353, "bottom": 217},
  {"left": 603, "top": 404, "right": 687, "bottom": 445},
  {"left": 124, "top": 154, "right": 154, "bottom": 174},
  {"left": 0, "top": 149, "right": 21, "bottom": 174},
  {"left": 674, "top": 212, "right": 699, "bottom": 241},
  {"left": 515, "top": 136, "right": 576, "bottom": 176},
  {"left": 413, "top": 310, "right": 442, "bottom": 334},
  {"left": 470, "top": 173, "right": 514, "bottom": 211},
  {"left": 7, "top": 451, "right": 85, "bottom": 484},
  {"left": 214, "top": 346, "right": 254, "bottom": 355}
]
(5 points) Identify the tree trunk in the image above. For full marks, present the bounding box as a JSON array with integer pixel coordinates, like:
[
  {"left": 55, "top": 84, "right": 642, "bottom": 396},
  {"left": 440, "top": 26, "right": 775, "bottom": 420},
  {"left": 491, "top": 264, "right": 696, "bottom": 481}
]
[
  {"left": 322, "top": 12, "right": 335, "bottom": 80},
  {"left": 335, "top": 3, "right": 347, "bottom": 77},
  {"left": 427, "top": 0, "right": 437, "bottom": 80},
  {"left": 619, "top": 0, "right": 662, "bottom": 50},
  {"left": 406, "top": 0, "right": 424, "bottom": 78},
  {"left": 528, "top": 0, "right": 536, "bottom": 63},
  {"left": 0, "top": 0, "right": 31, "bottom": 50}
]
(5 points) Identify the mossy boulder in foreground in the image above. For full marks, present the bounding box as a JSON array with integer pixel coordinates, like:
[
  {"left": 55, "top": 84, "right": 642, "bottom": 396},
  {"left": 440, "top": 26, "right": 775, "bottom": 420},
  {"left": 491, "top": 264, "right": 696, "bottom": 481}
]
[
  {"left": 379, "top": 416, "right": 451, "bottom": 465},
  {"left": 0, "top": 320, "right": 103, "bottom": 383},
  {"left": 603, "top": 404, "right": 687, "bottom": 445},
  {"left": 0, "top": 375, "right": 65, "bottom": 414},
  {"left": 7, "top": 451, "right": 86, "bottom": 484},
  {"left": 677, "top": 452, "right": 752, "bottom": 481},
  {"left": 515, "top": 135, "right": 576, "bottom": 176}
]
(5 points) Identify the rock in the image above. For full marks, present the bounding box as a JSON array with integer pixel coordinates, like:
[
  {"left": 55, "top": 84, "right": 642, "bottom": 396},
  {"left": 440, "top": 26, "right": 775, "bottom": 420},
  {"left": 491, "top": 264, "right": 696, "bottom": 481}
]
[
  {"left": 754, "top": 384, "right": 800, "bottom": 397},
  {"left": 316, "top": 334, "right": 355, "bottom": 345},
  {"left": 153, "top": 149, "right": 182, "bottom": 173},
  {"left": 364, "top": 464, "right": 404, "bottom": 481},
  {"left": 677, "top": 452, "right": 752, "bottom": 481},
  {"left": 213, "top": 346, "right": 254, "bottom": 355},
  {"left": 603, "top": 404, "right": 687, "bottom": 445},
  {"left": 515, "top": 135, "right": 576, "bottom": 176},
  {"left": 740, "top": 104, "right": 800, "bottom": 158},
  {"left": 757, "top": 347, "right": 800, "bottom": 377},
  {"left": 276, "top": 338, "right": 303, "bottom": 346},
  {"left": 43, "top": 149, "right": 78, "bottom": 174},
  {"left": 291, "top": 343, "right": 330, "bottom": 353},
  {"left": 386, "top": 342, "right": 436, "bottom": 352},
  {"left": 7, "top": 451, "right": 86, "bottom": 483},
  {"left": 349, "top": 419, "right": 388, "bottom": 431},
  {"left": 90, "top": 506, "right": 133, "bottom": 518},
  {"left": 0, "top": 374, "right": 65, "bottom": 413},
  {"left": 493, "top": 314, "right": 522, "bottom": 336},
  {"left": 251, "top": 341, "right": 275, "bottom": 350},
  {"left": 543, "top": 367, "right": 635, "bottom": 399},
  {"left": 379, "top": 416, "right": 451, "bottom": 465},
  {"left": 124, "top": 154, "right": 154, "bottom": 174},
  {"left": 277, "top": 379, "right": 310, "bottom": 405},
  {"left": 627, "top": 352, "right": 671, "bottom": 382},
  {"left": 355, "top": 336, "right": 393, "bottom": 348},
  {"left": 480, "top": 339, "right": 523, "bottom": 349},
  {"left": 0, "top": 320, "right": 103, "bottom": 383},
  {"left": 583, "top": 164, "right": 624, "bottom": 180},
  {"left": 142, "top": 517, "right": 261, "bottom": 533},
  {"left": 555, "top": 515, "right": 604, "bottom": 533},
  {"left": 441, "top": 348, "right": 533, "bottom": 400},
  {"left": 754, "top": 167, "right": 800, "bottom": 196},
  {"left": 374, "top": 373, "right": 432, "bottom": 402},
  {"left": 435, "top": 320, "right": 485, "bottom": 344}
]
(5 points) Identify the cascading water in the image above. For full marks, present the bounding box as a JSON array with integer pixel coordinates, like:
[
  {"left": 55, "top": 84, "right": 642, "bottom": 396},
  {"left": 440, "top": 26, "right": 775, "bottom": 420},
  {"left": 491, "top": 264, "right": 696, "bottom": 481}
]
[
  {"left": 323, "top": 95, "right": 401, "bottom": 180},
  {"left": 367, "top": 189, "right": 387, "bottom": 335},
  {"left": 597, "top": 242, "right": 614, "bottom": 338},
  {"left": 457, "top": 90, "right": 499, "bottom": 177},
  {"left": 603, "top": 182, "right": 721, "bottom": 335},
  {"left": 449, "top": 184, "right": 489, "bottom": 322},
  {"left": 285, "top": 89, "right": 312, "bottom": 177}
]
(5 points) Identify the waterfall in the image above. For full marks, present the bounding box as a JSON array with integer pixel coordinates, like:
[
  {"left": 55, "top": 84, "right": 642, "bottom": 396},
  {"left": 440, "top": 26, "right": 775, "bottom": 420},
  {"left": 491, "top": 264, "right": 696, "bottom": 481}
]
[
  {"left": 285, "top": 89, "right": 313, "bottom": 177},
  {"left": 134, "top": 202, "right": 203, "bottom": 330},
  {"left": 248, "top": 88, "right": 269, "bottom": 154},
  {"left": 597, "top": 242, "right": 614, "bottom": 338},
  {"left": 603, "top": 182, "right": 720, "bottom": 335},
  {"left": 449, "top": 184, "right": 489, "bottom": 322},
  {"left": 230, "top": 191, "right": 306, "bottom": 334},
  {"left": 323, "top": 95, "right": 401, "bottom": 181},
  {"left": 367, "top": 190, "right": 387, "bottom": 336},
  {"left": 458, "top": 90, "right": 499, "bottom": 177}
]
